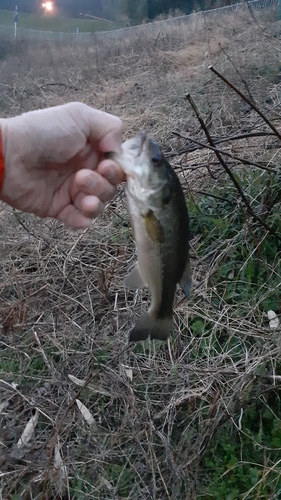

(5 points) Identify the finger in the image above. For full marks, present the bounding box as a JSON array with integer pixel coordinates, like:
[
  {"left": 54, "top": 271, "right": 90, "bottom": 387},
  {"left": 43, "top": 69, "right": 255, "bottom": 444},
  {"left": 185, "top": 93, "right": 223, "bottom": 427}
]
[
  {"left": 98, "top": 121, "right": 123, "bottom": 154},
  {"left": 88, "top": 109, "right": 123, "bottom": 153},
  {"left": 74, "top": 193, "right": 105, "bottom": 219},
  {"left": 97, "top": 158, "right": 126, "bottom": 185},
  {"left": 80, "top": 105, "right": 123, "bottom": 153},
  {"left": 74, "top": 169, "right": 116, "bottom": 202},
  {"left": 56, "top": 205, "right": 94, "bottom": 229}
]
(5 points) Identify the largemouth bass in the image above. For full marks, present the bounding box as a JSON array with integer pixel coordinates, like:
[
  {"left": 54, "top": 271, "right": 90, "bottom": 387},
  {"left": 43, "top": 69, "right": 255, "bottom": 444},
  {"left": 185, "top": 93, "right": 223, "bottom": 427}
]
[{"left": 116, "top": 132, "right": 191, "bottom": 342}]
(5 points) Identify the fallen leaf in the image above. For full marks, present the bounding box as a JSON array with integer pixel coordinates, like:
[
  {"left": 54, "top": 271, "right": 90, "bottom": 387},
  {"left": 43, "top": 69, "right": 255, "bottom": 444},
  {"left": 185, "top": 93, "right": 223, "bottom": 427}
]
[
  {"left": 76, "top": 399, "right": 95, "bottom": 426},
  {"left": 68, "top": 374, "right": 111, "bottom": 397},
  {"left": 125, "top": 368, "right": 133, "bottom": 381},
  {"left": 68, "top": 374, "right": 86, "bottom": 386},
  {"left": 267, "top": 310, "right": 280, "bottom": 329},
  {"left": 0, "top": 401, "right": 9, "bottom": 413},
  {"left": 17, "top": 409, "right": 39, "bottom": 448}
]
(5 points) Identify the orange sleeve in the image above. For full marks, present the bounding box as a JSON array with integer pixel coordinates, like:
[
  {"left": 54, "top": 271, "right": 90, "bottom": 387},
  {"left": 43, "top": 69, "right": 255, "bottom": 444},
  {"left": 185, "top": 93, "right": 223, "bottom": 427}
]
[{"left": 0, "top": 129, "right": 4, "bottom": 193}]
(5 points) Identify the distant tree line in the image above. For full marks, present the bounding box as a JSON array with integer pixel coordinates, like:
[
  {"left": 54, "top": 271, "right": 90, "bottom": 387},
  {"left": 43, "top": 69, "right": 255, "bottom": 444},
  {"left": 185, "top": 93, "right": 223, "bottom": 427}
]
[
  {"left": 0, "top": 0, "right": 240, "bottom": 21},
  {"left": 147, "top": 0, "right": 200, "bottom": 17}
]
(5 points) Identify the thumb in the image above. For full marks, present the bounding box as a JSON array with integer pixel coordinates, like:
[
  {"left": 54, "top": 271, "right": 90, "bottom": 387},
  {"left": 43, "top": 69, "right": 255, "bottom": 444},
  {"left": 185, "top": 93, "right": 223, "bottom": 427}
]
[
  {"left": 88, "top": 108, "right": 123, "bottom": 154},
  {"left": 68, "top": 103, "right": 123, "bottom": 154}
]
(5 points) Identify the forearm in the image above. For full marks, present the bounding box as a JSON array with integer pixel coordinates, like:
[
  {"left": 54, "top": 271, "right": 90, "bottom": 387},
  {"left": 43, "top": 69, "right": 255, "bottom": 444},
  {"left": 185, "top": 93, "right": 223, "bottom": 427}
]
[
  {"left": 0, "top": 116, "right": 36, "bottom": 212},
  {"left": 0, "top": 119, "right": 5, "bottom": 196}
]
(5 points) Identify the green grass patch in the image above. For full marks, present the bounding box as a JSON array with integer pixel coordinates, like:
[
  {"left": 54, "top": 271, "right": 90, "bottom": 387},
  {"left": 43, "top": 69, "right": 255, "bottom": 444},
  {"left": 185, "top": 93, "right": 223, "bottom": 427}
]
[
  {"left": 0, "top": 9, "right": 121, "bottom": 32},
  {"left": 202, "top": 392, "right": 281, "bottom": 499},
  {"left": 188, "top": 169, "right": 281, "bottom": 312}
]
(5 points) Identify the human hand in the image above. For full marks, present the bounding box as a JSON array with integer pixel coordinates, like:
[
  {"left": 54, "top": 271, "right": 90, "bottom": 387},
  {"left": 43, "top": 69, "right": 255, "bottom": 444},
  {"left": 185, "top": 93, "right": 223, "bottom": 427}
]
[{"left": 0, "top": 102, "right": 124, "bottom": 228}]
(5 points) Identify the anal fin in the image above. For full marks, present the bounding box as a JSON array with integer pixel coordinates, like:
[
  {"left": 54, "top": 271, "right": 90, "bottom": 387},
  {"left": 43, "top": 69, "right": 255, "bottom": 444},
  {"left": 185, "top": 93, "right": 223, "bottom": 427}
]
[
  {"left": 179, "top": 257, "right": 192, "bottom": 298},
  {"left": 124, "top": 263, "right": 146, "bottom": 290}
]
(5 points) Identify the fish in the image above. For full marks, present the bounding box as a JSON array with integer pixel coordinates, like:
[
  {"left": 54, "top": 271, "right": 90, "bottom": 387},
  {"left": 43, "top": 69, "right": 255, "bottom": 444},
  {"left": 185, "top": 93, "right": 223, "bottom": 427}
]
[{"left": 115, "top": 132, "right": 191, "bottom": 342}]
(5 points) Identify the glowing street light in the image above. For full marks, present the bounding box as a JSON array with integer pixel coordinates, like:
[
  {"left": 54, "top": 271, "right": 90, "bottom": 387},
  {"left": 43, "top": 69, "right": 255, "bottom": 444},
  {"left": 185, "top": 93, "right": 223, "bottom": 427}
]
[{"left": 42, "top": 2, "right": 53, "bottom": 13}]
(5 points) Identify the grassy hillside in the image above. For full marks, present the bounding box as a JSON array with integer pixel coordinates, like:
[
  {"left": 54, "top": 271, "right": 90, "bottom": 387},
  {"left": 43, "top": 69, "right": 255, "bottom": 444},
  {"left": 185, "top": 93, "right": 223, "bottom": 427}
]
[
  {"left": 0, "top": 9, "right": 121, "bottom": 32},
  {"left": 0, "top": 4, "right": 281, "bottom": 499}
]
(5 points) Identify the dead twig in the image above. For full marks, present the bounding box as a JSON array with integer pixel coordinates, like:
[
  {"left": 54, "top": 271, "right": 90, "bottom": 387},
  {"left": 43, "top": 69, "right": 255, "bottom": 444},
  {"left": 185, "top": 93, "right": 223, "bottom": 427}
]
[
  {"left": 173, "top": 131, "right": 277, "bottom": 174},
  {"left": 191, "top": 189, "right": 237, "bottom": 205},
  {"left": 186, "top": 93, "right": 280, "bottom": 240},
  {"left": 167, "top": 131, "right": 276, "bottom": 158},
  {"left": 209, "top": 66, "right": 281, "bottom": 141},
  {"left": 39, "top": 82, "right": 78, "bottom": 91},
  {"left": 218, "top": 44, "right": 255, "bottom": 102}
]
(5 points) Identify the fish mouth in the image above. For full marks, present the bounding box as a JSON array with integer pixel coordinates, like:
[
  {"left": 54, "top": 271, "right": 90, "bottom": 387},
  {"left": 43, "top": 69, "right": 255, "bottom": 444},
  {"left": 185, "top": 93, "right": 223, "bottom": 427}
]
[
  {"left": 119, "top": 132, "right": 162, "bottom": 180},
  {"left": 135, "top": 132, "right": 162, "bottom": 164},
  {"left": 119, "top": 132, "right": 148, "bottom": 179}
]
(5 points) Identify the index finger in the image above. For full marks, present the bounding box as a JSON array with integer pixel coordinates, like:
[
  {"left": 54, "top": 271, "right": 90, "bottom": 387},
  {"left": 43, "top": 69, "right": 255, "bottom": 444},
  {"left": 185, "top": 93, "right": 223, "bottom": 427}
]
[{"left": 97, "top": 158, "right": 126, "bottom": 185}]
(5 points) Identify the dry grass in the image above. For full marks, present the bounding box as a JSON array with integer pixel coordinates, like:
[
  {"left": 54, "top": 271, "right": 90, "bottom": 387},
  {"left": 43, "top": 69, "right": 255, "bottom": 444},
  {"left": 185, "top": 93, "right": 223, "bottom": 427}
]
[{"left": 0, "top": 6, "right": 281, "bottom": 499}]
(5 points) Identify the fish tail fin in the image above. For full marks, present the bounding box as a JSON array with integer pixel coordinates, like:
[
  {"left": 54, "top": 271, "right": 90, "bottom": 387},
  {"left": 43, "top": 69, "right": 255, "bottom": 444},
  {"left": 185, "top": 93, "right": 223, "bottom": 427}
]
[{"left": 129, "top": 313, "right": 172, "bottom": 342}]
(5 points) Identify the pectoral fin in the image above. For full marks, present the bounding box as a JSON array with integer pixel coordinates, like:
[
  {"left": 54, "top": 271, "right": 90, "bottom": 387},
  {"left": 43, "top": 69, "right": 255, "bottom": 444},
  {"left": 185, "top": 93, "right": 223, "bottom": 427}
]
[
  {"left": 180, "top": 257, "right": 192, "bottom": 298},
  {"left": 124, "top": 263, "right": 146, "bottom": 289},
  {"left": 143, "top": 210, "right": 164, "bottom": 243}
]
